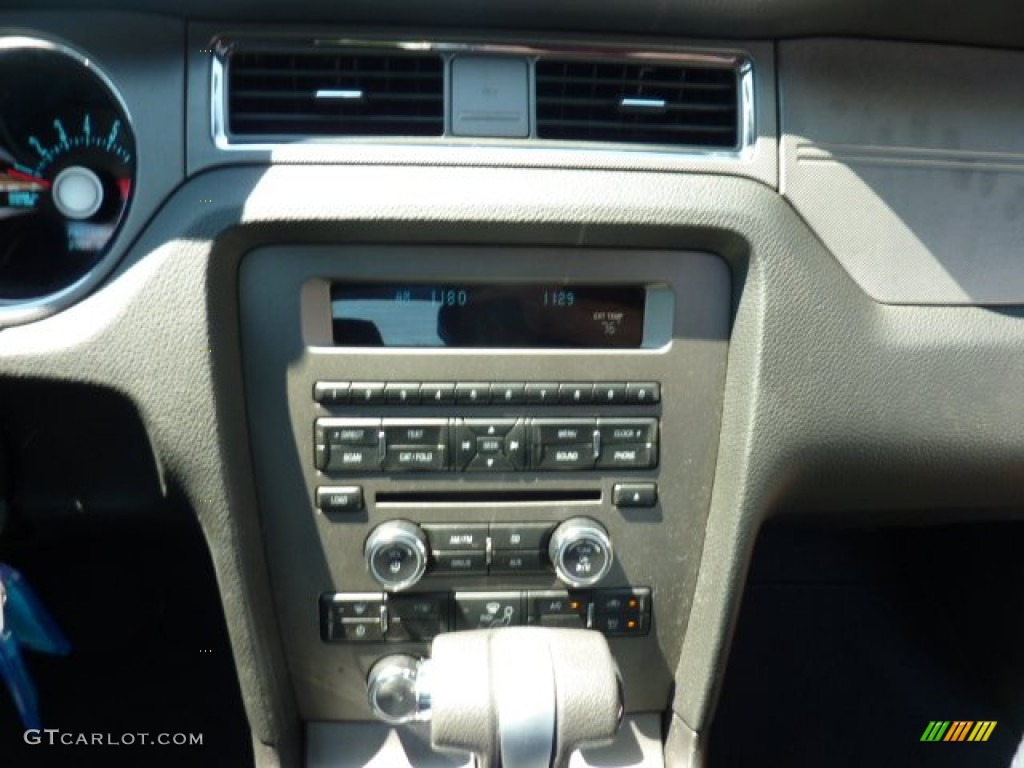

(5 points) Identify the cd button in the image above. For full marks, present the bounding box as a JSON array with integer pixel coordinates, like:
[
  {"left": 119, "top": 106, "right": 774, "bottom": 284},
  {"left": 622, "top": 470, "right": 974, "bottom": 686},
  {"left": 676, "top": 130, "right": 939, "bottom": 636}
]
[
  {"left": 559, "top": 383, "right": 594, "bottom": 404},
  {"left": 383, "top": 445, "right": 448, "bottom": 471},
  {"left": 535, "top": 443, "right": 596, "bottom": 470},
  {"left": 525, "top": 383, "right": 559, "bottom": 404},
  {"left": 489, "top": 522, "right": 555, "bottom": 551}
]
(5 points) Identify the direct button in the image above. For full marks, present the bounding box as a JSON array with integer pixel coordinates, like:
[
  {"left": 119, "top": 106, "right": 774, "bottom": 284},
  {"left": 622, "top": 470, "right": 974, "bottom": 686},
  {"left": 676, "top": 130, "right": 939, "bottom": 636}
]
[
  {"left": 612, "top": 482, "right": 658, "bottom": 508},
  {"left": 321, "top": 418, "right": 381, "bottom": 446},
  {"left": 422, "top": 523, "right": 488, "bottom": 552},
  {"left": 316, "top": 485, "right": 364, "bottom": 513}
]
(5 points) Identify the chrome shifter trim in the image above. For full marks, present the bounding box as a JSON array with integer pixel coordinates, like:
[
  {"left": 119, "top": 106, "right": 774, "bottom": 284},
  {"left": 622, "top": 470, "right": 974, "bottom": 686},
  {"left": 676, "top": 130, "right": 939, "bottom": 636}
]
[{"left": 492, "top": 631, "right": 556, "bottom": 768}]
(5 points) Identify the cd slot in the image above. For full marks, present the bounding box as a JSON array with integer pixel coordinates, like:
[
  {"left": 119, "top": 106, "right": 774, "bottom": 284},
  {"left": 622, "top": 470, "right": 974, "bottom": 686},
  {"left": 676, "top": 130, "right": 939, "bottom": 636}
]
[{"left": 375, "top": 489, "right": 601, "bottom": 505}]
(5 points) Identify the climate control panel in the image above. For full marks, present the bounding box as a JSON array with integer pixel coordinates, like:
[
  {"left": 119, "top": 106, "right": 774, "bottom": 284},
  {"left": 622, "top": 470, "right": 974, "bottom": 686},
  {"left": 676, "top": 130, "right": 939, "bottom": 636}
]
[{"left": 320, "top": 587, "right": 652, "bottom": 644}]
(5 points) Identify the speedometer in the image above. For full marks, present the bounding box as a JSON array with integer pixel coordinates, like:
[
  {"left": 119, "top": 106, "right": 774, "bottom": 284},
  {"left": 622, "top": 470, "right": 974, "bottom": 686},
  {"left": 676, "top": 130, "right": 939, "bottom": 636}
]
[{"left": 0, "top": 38, "right": 136, "bottom": 304}]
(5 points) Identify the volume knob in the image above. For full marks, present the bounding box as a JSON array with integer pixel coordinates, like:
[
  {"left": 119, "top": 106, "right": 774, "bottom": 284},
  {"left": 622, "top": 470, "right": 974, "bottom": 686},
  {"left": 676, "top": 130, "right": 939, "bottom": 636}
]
[
  {"left": 364, "top": 520, "right": 429, "bottom": 591},
  {"left": 548, "top": 517, "right": 614, "bottom": 588}
]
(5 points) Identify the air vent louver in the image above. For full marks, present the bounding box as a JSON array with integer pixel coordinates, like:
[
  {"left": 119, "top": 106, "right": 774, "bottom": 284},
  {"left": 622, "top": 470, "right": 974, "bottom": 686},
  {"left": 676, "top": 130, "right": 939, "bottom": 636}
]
[
  {"left": 227, "top": 50, "right": 444, "bottom": 138},
  {"left": 535, "top": 60, "right": 739, "bottom": 149}
]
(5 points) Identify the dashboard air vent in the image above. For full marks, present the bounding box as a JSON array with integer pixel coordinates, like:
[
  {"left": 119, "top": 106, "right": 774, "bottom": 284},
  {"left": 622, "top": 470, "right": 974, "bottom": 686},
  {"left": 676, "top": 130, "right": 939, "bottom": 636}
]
[
  {"left": 227, "top": 49, "right": 444, "bottom": 138},
  {"left": 535, "top": 59, "right": 739, "bottom": 149}
]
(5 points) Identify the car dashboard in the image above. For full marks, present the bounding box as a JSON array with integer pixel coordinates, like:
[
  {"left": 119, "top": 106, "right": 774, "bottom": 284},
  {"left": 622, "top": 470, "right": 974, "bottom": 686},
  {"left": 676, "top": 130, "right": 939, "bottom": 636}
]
[{"left": 0, "top": 4, "right": 1022, "bottom": 768}]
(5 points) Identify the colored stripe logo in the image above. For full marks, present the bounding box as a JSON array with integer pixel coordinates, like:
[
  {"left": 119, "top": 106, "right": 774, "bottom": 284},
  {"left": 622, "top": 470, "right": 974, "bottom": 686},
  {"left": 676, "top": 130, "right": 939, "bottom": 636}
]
[{"left": 921, "top": 721, "right": 996, "bottom": 742}]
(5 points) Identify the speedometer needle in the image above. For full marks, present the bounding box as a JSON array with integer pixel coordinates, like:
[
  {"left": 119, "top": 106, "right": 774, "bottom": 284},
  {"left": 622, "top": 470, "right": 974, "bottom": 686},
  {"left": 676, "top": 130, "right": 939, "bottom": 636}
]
[{"left": 5, "top": 168, "right": 51, "bottom": 188}]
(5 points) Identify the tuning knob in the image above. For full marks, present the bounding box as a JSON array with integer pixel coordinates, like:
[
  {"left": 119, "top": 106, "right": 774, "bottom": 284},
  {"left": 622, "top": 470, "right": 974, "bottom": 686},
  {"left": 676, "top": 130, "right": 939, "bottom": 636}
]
[
  {"left": 548, "top": 517, "right": 614, "bottom": 588},
  {"left": 364, "top": 520, "right": 429, "bottom": 591}
]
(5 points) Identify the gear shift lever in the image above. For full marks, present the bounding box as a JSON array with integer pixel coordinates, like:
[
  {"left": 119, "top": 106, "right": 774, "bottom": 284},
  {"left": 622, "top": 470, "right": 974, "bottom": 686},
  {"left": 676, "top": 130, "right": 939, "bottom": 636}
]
[{"left": 366, "top": 627, "right": 623, "bottom": 768}]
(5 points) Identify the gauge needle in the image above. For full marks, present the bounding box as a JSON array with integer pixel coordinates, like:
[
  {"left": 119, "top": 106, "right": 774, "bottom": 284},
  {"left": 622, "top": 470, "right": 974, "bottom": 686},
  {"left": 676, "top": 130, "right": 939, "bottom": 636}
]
[{"left": 5, "top": 168, "right": 51, "bottom": 189}]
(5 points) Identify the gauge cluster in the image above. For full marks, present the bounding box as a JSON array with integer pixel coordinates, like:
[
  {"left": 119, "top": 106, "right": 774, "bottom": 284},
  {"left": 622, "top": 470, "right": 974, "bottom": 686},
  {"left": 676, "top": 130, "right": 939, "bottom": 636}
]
[{"left": 0, "top": 38, "right": 136, "bottom": 304}]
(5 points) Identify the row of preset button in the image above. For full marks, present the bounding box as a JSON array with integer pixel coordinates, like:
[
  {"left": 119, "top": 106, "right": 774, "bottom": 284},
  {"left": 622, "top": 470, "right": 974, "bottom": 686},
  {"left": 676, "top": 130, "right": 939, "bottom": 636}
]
[{"left": 315, "top": 380, "right": 660, "bottom": 406}]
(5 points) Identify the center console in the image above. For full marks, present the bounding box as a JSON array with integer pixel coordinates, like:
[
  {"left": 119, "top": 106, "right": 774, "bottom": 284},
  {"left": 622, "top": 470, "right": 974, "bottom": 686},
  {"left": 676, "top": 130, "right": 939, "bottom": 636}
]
[{"left": 239, "top": 246, "right": 730, "bottom": 721}]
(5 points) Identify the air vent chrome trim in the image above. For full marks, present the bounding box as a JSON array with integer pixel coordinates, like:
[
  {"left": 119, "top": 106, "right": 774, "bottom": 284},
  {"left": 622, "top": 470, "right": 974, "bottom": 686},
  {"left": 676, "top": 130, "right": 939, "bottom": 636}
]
[{"left": 211, "top": 37, "right": 755, "bottom": 159}]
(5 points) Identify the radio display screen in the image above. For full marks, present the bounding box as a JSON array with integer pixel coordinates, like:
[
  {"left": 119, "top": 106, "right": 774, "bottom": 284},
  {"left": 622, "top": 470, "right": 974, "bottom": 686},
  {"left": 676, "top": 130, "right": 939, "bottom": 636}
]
[{"left": 330, "top": 283, "right": 646, "bottom": 348}]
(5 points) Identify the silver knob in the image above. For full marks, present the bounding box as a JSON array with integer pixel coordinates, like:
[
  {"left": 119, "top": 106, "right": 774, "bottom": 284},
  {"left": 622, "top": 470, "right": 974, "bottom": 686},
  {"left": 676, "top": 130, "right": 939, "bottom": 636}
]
[
  {"left": 367, "top": 654, "right": 433, "bottom": 725},
  {"left": 364, "top": 520, "right": 429, "bottom": 591},
  {"left": 548, "top": 517, "right": 614, "bottom": 588}
]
